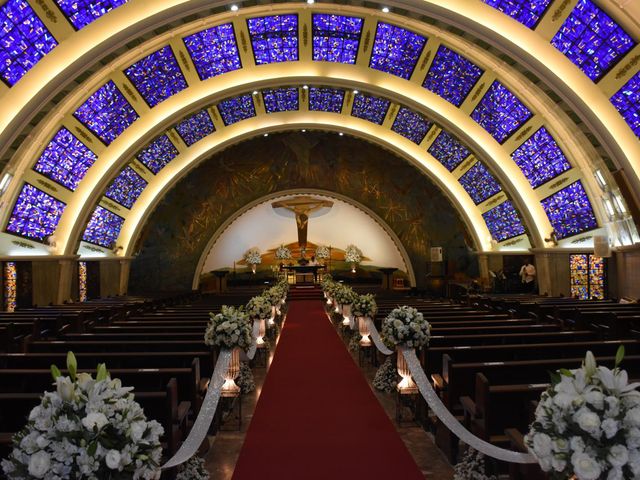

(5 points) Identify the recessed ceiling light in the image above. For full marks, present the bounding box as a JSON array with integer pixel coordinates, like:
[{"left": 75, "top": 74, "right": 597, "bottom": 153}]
[
  {"left": 339, "top": 132, "right": 344, "bottom": 136},
  {"left": 302, "top": 85, "right": 309, "bottom": 90},
  {"left": 302, "top": 129, "right": 306, "bottom": 132},
  {"left": 230, "top": 4, "right": 239, "bottom": 11},
  {"left": 352, "top": 89, "right": 359, "bottom": 94},
  {"left": 307, "top": 0, "right": 315, "bottom": 4},
  {"left": 381, "top": 6, "right": 390, "bottom": 13},
  {"left": 252, "top": 90, "right": 258, "bottom": 95},
  {"left": 264, "top": 133, "right": 269, "bottom": 137}
]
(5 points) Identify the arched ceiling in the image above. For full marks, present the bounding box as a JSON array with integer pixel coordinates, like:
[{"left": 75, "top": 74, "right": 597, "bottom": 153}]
[{"left": 0, "top": 0, "right": 638, "bottom": 259}]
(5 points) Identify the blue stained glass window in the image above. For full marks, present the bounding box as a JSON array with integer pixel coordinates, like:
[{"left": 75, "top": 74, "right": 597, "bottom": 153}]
[
  {"left": 137, "top": 135, "right": 179, "bottom": 174},
  {"left": 471, "top": 81, "right": 532, "bottom": 144},
  {"left": 482, "top": 0, "right": 552, "bottom": 29},
  {"left": 511, "top": 127, "right": 571, "bottom": 188},
  {"left": 174, "top": 109, "right": 214, "bottom": 146},
  {"left": 6, "top": 183, "right": 66, "bottom": 241},
  {"left": 610, "top": 70, "right": 640, "bottom": 138},
  {"left": 423, "top": 45, "right": 483, "bottom": 107},
  {"left": 458, "top": 162, "right": 502, "bottom": 204},
  {"left": 427, "top": 130, "right": 471, "bottom": 172},
  {"left": 541, "top": 181, "right": 598, "bottom": 239},
  {"left": 312, "top": 13, "right": 363, "bottom": 64},
  {"left": 33, "top": 128, "right": 97, "bottom": 191},
  {"left": 73, "top": 81, "right": 139, "bottom": 145},
  {"left": 217, "top": 94, "right": 256, "bottom": 126},
  {"left": 183, "top": 23, "right": 242, "bottom": 81},
  {"left": 124, "top": 46, "right": 187, "bottom": 108},
  {"left": 369, "top": 22, "right": 427, "bottom": 80},
  {"left": 309, "top": 87, "right": 345, "bottom": 113},
  {"left": 247, "top": 14, "right": 298, "bottom": 65},
  {"left": 104, "top": 166, "right": 147, "bottom": 209},
  {"left": 551, "top": 0, "right": 635, "bottom": 82},
  {"left": 82, "top": 205, "right": 124, "bottom": 248},
  {"left": 351, "top": 93, "right": 390, "bottom": 125},
  {"left": 262, "top": 88, "right": 299, "bottom": 113},
  {"left": 391, "top": 107, "right": 432, "bottom": 144},
  {"left": 54, "top": 0, "right": 128, "bottom": 30},
  {"left": 482, "top": 200, "right": 526, "bottom": 242},
  {"left": 0, "top": 0, "right": 58, "bottom": 86}
]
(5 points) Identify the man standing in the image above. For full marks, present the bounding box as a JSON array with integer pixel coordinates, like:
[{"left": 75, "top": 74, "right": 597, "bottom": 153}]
[{"left": 519, "top": 260, "right": 537, "bottom": 293}]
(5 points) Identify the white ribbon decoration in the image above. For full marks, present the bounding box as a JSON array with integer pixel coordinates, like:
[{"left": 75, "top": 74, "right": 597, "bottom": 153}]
[
  {"left": 364, "top": 319, "right": 536, "bottom": 464},
  {"left": 162, "top": 348, "right": 232, "bottom": 469},
  {"left": 243, "top": 319, "right": 261, "bottom": 361}
]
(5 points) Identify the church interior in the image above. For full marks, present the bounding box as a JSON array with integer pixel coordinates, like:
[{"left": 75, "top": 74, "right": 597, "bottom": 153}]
[{"left": 0, "top": 0, "right": 639, "bottom": 478}]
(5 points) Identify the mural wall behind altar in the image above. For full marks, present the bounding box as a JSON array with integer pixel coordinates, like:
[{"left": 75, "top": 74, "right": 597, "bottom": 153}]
[{"left": 129, "top": 132, "right": 478, "bottom": 292}]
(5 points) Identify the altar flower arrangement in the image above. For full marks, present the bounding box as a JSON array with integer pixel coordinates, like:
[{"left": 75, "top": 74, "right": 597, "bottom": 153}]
[
  {"left": 381, "top": 306, "right": 430, "bottom": 348},
  {"left": 1, "top": 352, "right": 163, "bottom": 480},
  {"left": 316, "top": 245, "right": 330, "bottom": 260},
  {"left": 334, "top": 285, "right": 357, "bottom": 306},
  {"left": 176, "top": 455, "right": 209, "bottom": 480},
  {"left": 525, "top": 347, "right": 640, "bottom": 480},
  {"left": 204, "top": 305, "right": 252, "bottom": 351},
  {"left": 275, "top": 245, "right": 291, "bottom": 260},
  {"left": 245, "top": 295, "right": 272, "bottom": 320},
  {"left": 243, "top": 247, "right": 262, "bottom": 266},
  {"left": 353, "top": 294, "right": 377, "bottom": 318},
  {"left": 344, "top": 244, "right": 363, "bottom": 264}
]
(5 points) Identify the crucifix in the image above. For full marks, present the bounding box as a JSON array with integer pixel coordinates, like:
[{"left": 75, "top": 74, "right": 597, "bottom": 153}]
[{"left": 271, "top": 196, "right": 333, "bottom": 250}]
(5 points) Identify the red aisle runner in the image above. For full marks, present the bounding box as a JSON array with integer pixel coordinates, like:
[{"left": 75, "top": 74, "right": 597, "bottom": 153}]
[{"left": 232, "top": 300, "right": 424, "bottom": 480}]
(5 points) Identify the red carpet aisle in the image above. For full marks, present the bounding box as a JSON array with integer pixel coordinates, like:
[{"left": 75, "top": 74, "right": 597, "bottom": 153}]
[{"left": 232, "top": 300, "right": 424, "bottom": 480}]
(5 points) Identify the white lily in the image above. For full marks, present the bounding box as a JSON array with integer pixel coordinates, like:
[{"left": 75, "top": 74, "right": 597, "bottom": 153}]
[{"left": 597, "top": 366, "right": 640, "bottom": 395}]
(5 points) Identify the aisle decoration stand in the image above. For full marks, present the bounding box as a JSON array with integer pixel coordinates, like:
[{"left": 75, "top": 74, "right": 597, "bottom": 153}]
[
  {"left": 344, "top": 244, "right": 363, "bottom": 273},
  {"left": 334, "top": 285, "right": 357, "bottom": 328},
  {"left": 243, "top": 247, "right": 262, "bottom": 274},
  {"left": 353, "top": 293, "right": 377, "bottom": 347}
]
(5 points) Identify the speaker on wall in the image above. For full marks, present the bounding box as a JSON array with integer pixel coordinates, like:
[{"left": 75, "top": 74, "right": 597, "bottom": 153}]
[
  {"left": 593, "top": 235, "right": 611, "bottom": 258},
  {"left": 430, "top": 247, "right": 443, "bottom": 262}
]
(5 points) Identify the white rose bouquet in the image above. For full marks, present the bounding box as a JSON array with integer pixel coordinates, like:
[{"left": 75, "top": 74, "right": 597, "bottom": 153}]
[
  {"left": 316, "top": 246, "right": 330, "bottom": 260},
  {"left": 334, "top": 285, "right": 357, "bottom": 306},
  {"left": 353, "top": 294, "right": 377, "bottom": 318},
  {"left": 263, "top": 286, "right": 284, "bottom": 307},
  {"left": 204, "top": 305, "right": 252, "bottom": 351},
  {"left": 245, "top": 295, "right": 272, "bottom": 320},
  {"left": 275, "top": 245, "right": 291, "bottom": 260},
  {"left": 243, "top": 247, "right": 262, "bottom": 265},
  {"left": 344, "top": 244, "right": 363, "bottom": 264},
  {"left": 525, "top": 347, "right": 640, "bottom": 480},
  {"left": 1, "top": 352, "right": 163, "bottom": 480},
  {"left": 381, "top": 306, "right": 430, "bottom": 349}
]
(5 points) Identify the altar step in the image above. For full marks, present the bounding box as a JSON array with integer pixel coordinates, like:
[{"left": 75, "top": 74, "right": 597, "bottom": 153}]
[{"left": 288, "top": 286, "right": 324, "bottom": 301}]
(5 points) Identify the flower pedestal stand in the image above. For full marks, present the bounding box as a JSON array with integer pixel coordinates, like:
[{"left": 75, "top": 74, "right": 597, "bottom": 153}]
[
  {"left": 252, "top": 319, "right": 268, "bottom": 368},
  {"left": 395, "top": 348, "right": 419, "bottom": 425},
  {"left": 220, "top": 348, "right": 243, "bottom": 431},
  {"left": 357, "top": 316, "right": 373, "bottom": 367}
]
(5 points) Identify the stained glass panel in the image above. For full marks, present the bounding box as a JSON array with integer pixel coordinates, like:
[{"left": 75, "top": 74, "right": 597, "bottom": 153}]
[
  {"left": 82, "top": 205, "right": 124, "bottom": 248},
  {"left": 4, "top": 262, "right": 16, "bottom": 312},
  {"left": 33, "top": 128, "right": 97, "bottom": 191},
  {"left": 54, "top": 0, "right": 128, "bottom": 30},
  {"left": 263, "top": 88, "right": 299, "bottom": 113},
  {"left": 78, "top": 261, "right": 87, "bottom": 302},
  {"left": 351, "top": 93, "right": 390, "bottom": 125},
  {"left": 482, "top": 200, "right": 526, "bottom": 242},
  {"left": 471, "top": 81, "right": 532, "bottom": 143},
  {"left": 458, "top": 162, "right": 502, "bottom": 204},
  {"left": 183, "top": 23, "right": 242, "bottom": 81},
  {"left": 136, "top": 135, "right": 179, "bottom": 174},
  {"left": 104, "top": 166, "right": 147, "bottom": 209},
  {"left": 312, "top": 13, "right": 363, "bottom": 64},
  {"left": 174, "top": 109, "right": 214, "bottom": 146},
  {"left": 551, "top": 0, "right": 635, "bottom": 82},
  {"left": 610, "top": 71, "right": 640, "bottom": 138},
  {"left": 511, "top": 127, "right": 571, "bottom": 188},
  {"left": 427, "top": 130, "right": 471, "bottom": 172},
  {"left": 73, "top": 81, "right": 139, "bottom": 145},
  {"left": 5, "top": 184, "right": 66, "bottom": 241},
  {"left": 481, "top": 0, "right": 552, "bottom": 29},
  {"left": 541, "top": 181, "right": 598, "bottom": 239},
  {"left": 369, "top": 23, "right": 427, "bottom": 80},
  {"left": 423, "top": 46, "right": 483, "bottom": 107},
  {"left": 124, "top": 46, "right": 187, "bottom": 108},
  {"left": 391, "top": 107, "right": 432, "bottom": 144},
  {"left": 217, "top": 94, "right": 256, "bottom": 126},
  {"left": 247, "top": 14, "right": 298, "bottom": 65},
  {"left": 309, "top": 87, "right": 345, "bottom": 113},
  {"left": 570, "top": 254, "right": 589, "bottom": 299}
]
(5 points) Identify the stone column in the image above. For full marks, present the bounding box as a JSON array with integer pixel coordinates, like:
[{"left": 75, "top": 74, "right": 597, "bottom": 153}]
[
  {"left": 57, "top": 258, "right": 76, "bottom": 304},
  {"left": 119, "top": 258, "right": 131, "bottom": 296}
]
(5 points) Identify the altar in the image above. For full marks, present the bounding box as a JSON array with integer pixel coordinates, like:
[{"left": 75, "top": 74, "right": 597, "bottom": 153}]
[{"left": 283, "top": 265, "right": 325, "bottom": 284}]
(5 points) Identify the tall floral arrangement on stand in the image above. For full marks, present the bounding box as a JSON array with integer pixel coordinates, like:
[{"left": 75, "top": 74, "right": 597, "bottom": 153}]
[
  {"left": 243, "top": 247, "right": 262, "bottom": 273},
  {"left": 1, "top": 352, "right": 163, "bottom": 480},
  {"left": 344, "top": 244, "right": 363, "bottom": 272},
  {"left": 353, "top": 293, "right": 377, "bottom": 347},
  {"left": 525, "top": 348, "right": 640, "bottom": 480},
  {"left": 275, "top": 245, "right": 291, "bottom": 261},
  {"left": 316, "top": 245, "right": 330, "bottom": 262}
]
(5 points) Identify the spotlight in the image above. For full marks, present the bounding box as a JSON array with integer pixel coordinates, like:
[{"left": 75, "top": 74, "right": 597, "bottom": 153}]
[
  {"left": 252, "top": 90, "right": 258, "bottom": 95},
  {"left": 381, "top": 6, "right": 390, "bottom": 13},
  {"left": 339, "top": 132, "right": 344, "bottom": 136},
  {"left": 264, "top": 133, "right": 269, "bottom": 137},
  {"left": 352, "top": 89, "right": 359, "bottom": 94},
  {"left": 303, "top": 85, "right": 309, "bottom": 90},
  {"left": 230, "top": 4, "right": 239, "bottom": 11},
  {"left": 307, "top": 0, "right": 315, "bottom": 4},
  {"left": 301, "top": 129, "right": 306, "bottom": 132}
]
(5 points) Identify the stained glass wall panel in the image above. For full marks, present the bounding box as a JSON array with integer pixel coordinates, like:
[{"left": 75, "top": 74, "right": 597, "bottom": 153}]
[
  {"left": 136, "top": 135, "right": 179, "bottom": 174},
  {"left": 104, "top": 166, "right": 147, "bottom": 209},
  {"left": 183, "top": 23, "right": 242, "bottom": 80},
  {"left": 247, "top": 14, "right": 298, "bottom": 65},
  {"left": 312, "top": 14, "right": 363, "bottom": 64},
  {"left": 5, "top": 184, "right": 66, "bottom": 241},
  {"left": 369, "top": 23, "right": 426, "bottom": 80},
  {"left": 422, "top": 46, "right": 483, "bottom": 107},
  {"left": 82, "top": 206, "right": 124, "bottom": 248},
  {"left": 427, "top": 130, "right": 471, "bottom": 172},
  {"left": 540, "top": 181, "right": 598, "bottom": 239}
]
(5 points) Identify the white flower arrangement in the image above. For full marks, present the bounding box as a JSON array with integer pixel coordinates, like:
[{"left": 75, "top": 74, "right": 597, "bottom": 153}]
[
  {"left": 381, "top": 306, "right": 430, "bottom": 349},
  {"left": 263, "top": 286, "right": 284, "bottom": 307},
  {"left": 316, "top": 245, "right": 330, "bottom": 260},
  {"left": 1, "top": 352, "right": 163, "bottom": 480},
  {"left": 334, "top": 285, "right": 357, "bottom": 306},
  {"left": 373, "top": 357, "right": 400, "bottom": 393},
  {"left": 176, "top": 455, "right": 209, "bottom": 480},
  {"left": 322, "top": 279, "right": 341, "bottom": 299},
  {"left": 352, "top": 293, "right": 377, "bottom": 318},
  {"left": 344, "top": 244, "right": 363, "bottom": 264},
  {"left": 453, "top": 447, "right": 497, "bottom": 480},
  {"left": 245, "top": 295, "right": 272, "bottom": 320},
  {"left": 243, "top": 247, "right": 262, "bottom": 266},
  {"left": 525, "top": 347, "right": 640, "bottom": 480},
  {"left": 237, "top": 362, "right": 256, "bottom": 394},
  {"left": 275, "top": 245, "right": 291, "bottom": 260},
  {"left": 204, "top": 305, "right": 252, "bottom": 351}
]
